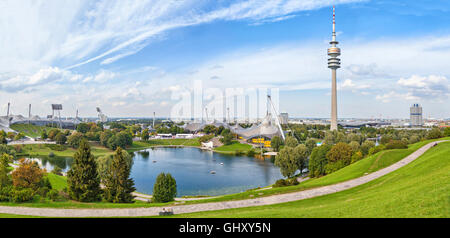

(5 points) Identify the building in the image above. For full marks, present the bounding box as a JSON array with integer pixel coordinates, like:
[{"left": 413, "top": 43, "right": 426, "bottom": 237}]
[
  {"left": 279, "top": 113, "right": 289, "bottom": 125},
  {"left": 410, "top": 104, "right": 423, "bottom": 127},
  {"left": 327, "top": 6, "right": 341, "bottom": 131}
]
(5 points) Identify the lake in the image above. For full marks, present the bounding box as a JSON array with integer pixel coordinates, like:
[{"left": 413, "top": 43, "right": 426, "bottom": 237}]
[{"left": 30, "top": 147, "right": 284, "bottom": 196}]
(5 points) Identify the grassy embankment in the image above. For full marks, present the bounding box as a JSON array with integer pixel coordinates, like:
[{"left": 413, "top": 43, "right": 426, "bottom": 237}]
[
  {"left": 9, "top": 124, "right": 55, "bottom": 138},
  {"left": 168, "top": 141, "right": 450, "bottom": 218},
  {"left": 214, "top": 141, "right": 253, "bottom": 154}
]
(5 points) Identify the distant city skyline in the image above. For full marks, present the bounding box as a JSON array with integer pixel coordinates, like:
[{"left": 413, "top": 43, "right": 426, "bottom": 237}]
[{"left": 0, "top": 0, "right": 449, "bottom": 119}]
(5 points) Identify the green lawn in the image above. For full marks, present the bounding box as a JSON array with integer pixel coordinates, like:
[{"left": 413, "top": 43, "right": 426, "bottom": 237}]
[
  {"left": 166, "top": 141, "right": 450, "bottom": 218},
  {"left": 17, "top": 143, "right": 113, "bottom": 158},
  {"left": 214, "top": 141, "right": 253, "bottom": 153},
  {"left": 10, "top": 124, "right": 58, "bottom": 138},
  {"left": 47, "top": 173, "right": 67, "bottom": 191},
  {"left": 130, "top": 138, "right": 201, "bottom": 151}
]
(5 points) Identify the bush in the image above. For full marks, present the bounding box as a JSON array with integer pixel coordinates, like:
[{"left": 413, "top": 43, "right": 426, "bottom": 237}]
[
  {"left": 360, "top": 140, "right": 376, "bottom": 156},
  {"left": 273, "top": 178, "right": 298, "bottom": 187},
  {"left": 198, "top": 134, "right": 214, "bottom": 143},
  {"left": 10, "top": 188, "right": 34, "bottom": 203},
  {"left": 152, "top": 173, "right": 177, "bottom": 203},
  {"left": 351, "top": 151, "right": 363, "bottom": 163},
  {"left": 246, "top": 149, "right": 256, "bottom": 157},
  {"left": 52, "top": 165, "right": 63, "bottom": 176},
  {"left": 0, "top": 186, "right": 12, "bottom": 202},
  {"left": 48, "top": 152, "right": 55, "bottom": 157},
  {"left": 273, "top": 179, "right": 288, "bottom": 187},
  {"left": 385, "top": 140, "right": 408, "bottom": 149},
  {"left": 47, "top": 189, "right": 60, "bottom": 201},
  {"left": 368, "top": 145, "right": 386, "bottom": 155}
]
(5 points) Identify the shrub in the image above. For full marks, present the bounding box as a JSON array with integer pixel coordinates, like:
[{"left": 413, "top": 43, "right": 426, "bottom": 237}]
[
  {"left": 368, "top": 145, "right": 386, "bottom": 155},
  {"left": 351, "top": 151, "right": 363, "bottom": 163},
  {"left": 152, "top": 173, "right": 177, "bottom": 203},
  {"left": 273, "top": 178, "right": 299, "bottom": 187},
  {"left": 273, "top": 179, "right": 288, "bottom": 187},
  {"left": 10, "top": 188, "right": 34, "bottom": 203},
  {"left": 246, "top": 149, "right": 256, "bottom": 157},
  {"left": 12, "top": 159, "right": 44, "bottom": 189},
  {"left": 0, "top": 186, "right": 12, "bottom": 201},
  {"left": 198, "top": 134, "right": 214, "bottom": 143},
  {"left": 47, "top": 189, "right": 60, "bottom": 201},
  {"left": 385, "top": 140, "right": 408, "bottom": 149},
  {"left": 271, "top": 136, "right": 283, "bottom": 152}
]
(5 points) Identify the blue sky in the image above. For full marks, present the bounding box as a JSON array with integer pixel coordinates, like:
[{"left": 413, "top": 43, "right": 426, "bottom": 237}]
[{"left": 0, "top": 0, "right": 449, "bottom": 119}]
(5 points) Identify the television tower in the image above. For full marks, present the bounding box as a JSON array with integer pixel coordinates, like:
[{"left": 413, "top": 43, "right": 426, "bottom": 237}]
[{"left": 328, "top": 6, "right": 341, "bottom": 131}]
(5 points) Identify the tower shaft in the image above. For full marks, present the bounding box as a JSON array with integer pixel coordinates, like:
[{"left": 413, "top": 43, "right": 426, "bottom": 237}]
[
  {"left": 331, "top": 69, "right": 338, "bottom": 131},
  {"left": 328, "top": 6, "right": 340, "bottom": 131}
]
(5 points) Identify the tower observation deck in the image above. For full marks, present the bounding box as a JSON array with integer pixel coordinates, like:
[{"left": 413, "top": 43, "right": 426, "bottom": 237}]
[{"left": 328, "top": 6, "right": 341, "bottom": 131}]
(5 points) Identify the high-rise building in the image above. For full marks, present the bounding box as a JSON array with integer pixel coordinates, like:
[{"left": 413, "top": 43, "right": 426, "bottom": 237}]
[
  {"left": 410, "top": 104, "right": 423, "bottom": 126},
  {"left": 328, "top": 6, "right": 341, "bottom": 131},
  {"left": 279, "top": 113, "right": 289, "bottom": 125}
]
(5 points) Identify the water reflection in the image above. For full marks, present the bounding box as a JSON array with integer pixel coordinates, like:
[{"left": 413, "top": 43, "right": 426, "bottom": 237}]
[{"left": 28, "top": 147, "right": 284, "bottom": 196}]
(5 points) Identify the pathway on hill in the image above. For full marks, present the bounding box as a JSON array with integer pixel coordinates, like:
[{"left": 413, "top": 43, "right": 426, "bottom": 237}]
[{"left": 0, "top": 140, "right": 447, "bottom": 217}]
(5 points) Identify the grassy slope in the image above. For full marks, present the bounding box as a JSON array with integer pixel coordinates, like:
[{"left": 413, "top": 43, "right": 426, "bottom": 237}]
[
  {"left": 47, "top": 173, "right": 67, "bottom": 191},
  {"left": 168, "top": 141, "right": 450, "bottom": 218},
  {"left": 18, "top": 143, "right": 113, "bottom": 158},
  {"left": 9, "top": 124, "right": 54, "bottom": 138}
]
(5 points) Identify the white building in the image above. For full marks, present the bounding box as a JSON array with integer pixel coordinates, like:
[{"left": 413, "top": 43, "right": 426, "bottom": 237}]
[{"left": 410, "top": 104, "right": 423, "bottom": 127}]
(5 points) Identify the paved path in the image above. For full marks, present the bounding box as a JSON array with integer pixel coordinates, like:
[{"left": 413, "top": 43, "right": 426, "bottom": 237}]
[{"left": 0, "top": 140, "right": 446, "bottom": 217}]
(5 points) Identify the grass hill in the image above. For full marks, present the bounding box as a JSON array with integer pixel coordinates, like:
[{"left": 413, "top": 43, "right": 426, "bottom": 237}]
[
  {"left": 171, "top": 141, "right": 450, "bottom": 217},
  {"left": 9, "top": 124, "right": 54, "bottom": 138}
]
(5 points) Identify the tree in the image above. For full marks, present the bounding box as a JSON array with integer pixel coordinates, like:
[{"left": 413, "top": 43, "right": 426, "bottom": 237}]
[
  {"left": 11, "top": 159, "right": 44, "bottom": 189},
  {"left": 141, "top": 128, "right": 149, "bottom": 141},
  {"left": 55, "top": 133, "right": 67, "bottom": 145},
  {"left": 14, "top": 133, "right": 25, "bottom": 141},
  {"left": 97, "top": 149, "right": 133, "bottom": 182},
  {"left": 348, "top": 141, "right": 360, "bottom": 153},
  {"left": 426, "top": 128, "right": 443, "bottom": 140},
  {"left": 48, "top": 129, "right": 60, "bottom": 140},
  {"left": 308, "top": 144, "right": 332, "bottom": 177},
  {"left": 0, "top": 154, "right": 12, "bottom": 187},
  {"left": 103, "top": 147, "right": 136, "bottom": 203},
  {"left": 294, "top": 144, "right": 309, "bottom": 175},
  {"left": 153, "top": 172, "right": 177, "bottom": 203},
  {"left": 67, "top": 140, "right": 102, "bottom": 202},
  {"left": 271, "top": 136, "right": 283, "bottom": 152},
  {"left": 67, "top": 132, "right": 84, "bottom": 148},
  {"left": 325, "top": 142, "right": 353, "bottom": 173},
  {"left": 76, "top": 123, "right": 90, "bottom": 134},
  {"left": 220, "top": 131, "right": 233, "bottom": 145},
  {"left": 305, "top": 139, "right": 317, "bottom": 154},
  {"left": 351, "top": 151, "right": 363, "bottom": 163},
  {"left": 444, "top": 127, "right": 450, "bottom": 137},
  {"left": 360, "top": 140, "right": 376, "bottom": 156},
  {"left": 274, "top": 147, "right": 298, "bottom": 178},
  {"left": 41, "top": 130, "right": 48, "bottom": 140},
  {"left": 285, "top": 136, "right": 298, "bottom": 148}
]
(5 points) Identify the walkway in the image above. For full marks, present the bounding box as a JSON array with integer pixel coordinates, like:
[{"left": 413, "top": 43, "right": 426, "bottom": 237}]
[{"left": 0, "top": 140, "right": 446, "bottom": 217}]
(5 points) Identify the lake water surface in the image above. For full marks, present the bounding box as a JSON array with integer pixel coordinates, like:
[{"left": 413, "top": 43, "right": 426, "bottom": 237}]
[{"left": 31, "top": 147, "right": 284, "bottom": 196}]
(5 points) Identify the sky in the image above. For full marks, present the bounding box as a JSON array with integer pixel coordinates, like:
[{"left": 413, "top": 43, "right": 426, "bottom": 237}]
[{"left": 0, "top": 0, "right": 449, "bottom": 119}]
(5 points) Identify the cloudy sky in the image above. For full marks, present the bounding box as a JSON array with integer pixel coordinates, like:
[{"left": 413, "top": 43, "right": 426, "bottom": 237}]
[{"left": 0, "top": 0, "right": 449, "bottom": 119}]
